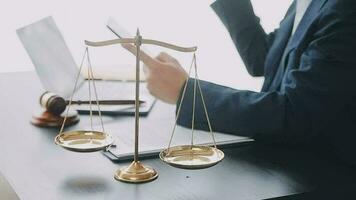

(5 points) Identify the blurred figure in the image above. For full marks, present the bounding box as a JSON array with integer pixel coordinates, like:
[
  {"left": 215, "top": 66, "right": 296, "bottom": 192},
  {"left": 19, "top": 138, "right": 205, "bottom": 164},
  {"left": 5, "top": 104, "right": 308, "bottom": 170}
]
[{"left": 124, "top": 0, "right": 356, "bottom": 165}]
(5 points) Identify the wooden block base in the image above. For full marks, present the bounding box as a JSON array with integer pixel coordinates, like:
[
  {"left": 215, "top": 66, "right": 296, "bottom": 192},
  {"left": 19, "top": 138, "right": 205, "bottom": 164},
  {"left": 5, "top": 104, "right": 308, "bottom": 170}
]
[{"left": 31, "top": 110, "right": 79, "bottom": 128}]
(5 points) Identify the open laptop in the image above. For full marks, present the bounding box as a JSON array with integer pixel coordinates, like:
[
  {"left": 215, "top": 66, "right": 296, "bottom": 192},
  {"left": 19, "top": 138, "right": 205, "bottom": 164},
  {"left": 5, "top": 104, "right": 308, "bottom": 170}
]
[
  {"left": 0, "top": 171, "right": 19, "bottom": 200},
  {"left": 16, "top": 16, "right": 155, "bottom": 115}
]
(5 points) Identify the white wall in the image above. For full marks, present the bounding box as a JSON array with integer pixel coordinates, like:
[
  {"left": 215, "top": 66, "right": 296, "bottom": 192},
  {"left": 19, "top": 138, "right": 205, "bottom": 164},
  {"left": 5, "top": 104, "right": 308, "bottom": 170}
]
[{"left": 0, "top": 0, "right": 292, "bottom": 91}]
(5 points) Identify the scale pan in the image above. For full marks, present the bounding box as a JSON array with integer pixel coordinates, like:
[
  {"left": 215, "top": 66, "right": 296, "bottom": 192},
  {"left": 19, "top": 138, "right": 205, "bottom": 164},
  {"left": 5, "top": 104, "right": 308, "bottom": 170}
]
[
  {"left": 160, "top": 145, "right": 224, "bottom": 169},
  {"left": 55, "top": 130, "right": 114, "bottom": 152}
]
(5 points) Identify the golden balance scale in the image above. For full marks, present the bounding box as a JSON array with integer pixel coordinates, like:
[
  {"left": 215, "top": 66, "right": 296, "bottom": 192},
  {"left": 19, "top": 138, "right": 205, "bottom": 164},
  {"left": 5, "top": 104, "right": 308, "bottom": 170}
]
[{"left": 54, "top": 29, "right": 224, "bottom": 183}]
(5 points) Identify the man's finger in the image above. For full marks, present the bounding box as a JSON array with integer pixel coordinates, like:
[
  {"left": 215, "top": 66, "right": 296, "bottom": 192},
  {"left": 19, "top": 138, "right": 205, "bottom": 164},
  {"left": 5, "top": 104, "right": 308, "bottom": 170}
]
[
  {"left": 156, "top": 52, "right": 178, "bottom": 64},
  {"left": 122, "top": 43, "right": 158, "bottom": 68}
]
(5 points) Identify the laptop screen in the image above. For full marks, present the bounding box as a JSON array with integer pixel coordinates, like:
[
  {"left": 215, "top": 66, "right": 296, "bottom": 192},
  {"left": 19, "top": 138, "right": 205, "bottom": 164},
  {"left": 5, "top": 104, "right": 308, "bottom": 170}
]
[{"left": 17, "top": 16, "right": 84, "bottom": 98}]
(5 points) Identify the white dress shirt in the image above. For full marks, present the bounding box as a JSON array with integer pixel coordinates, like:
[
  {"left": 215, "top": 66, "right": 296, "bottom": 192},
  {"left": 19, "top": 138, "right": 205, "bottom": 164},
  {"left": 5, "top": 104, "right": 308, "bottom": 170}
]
[{"left": 292, "top": 0, "right": 313, "bottom": 34}]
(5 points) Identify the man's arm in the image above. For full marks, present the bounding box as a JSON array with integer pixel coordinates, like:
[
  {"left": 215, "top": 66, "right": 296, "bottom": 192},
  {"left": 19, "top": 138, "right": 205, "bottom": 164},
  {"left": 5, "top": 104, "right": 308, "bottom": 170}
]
[
  {"left": 211, "top": 0, "right": 278, "bottom": 76},
  {"left": 177, "top": 5, "right": 356, "bottom": 145}
]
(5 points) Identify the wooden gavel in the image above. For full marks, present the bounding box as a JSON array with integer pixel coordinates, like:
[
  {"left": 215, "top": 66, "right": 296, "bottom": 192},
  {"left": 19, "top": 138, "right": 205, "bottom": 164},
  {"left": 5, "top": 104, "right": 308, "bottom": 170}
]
[{"left": 40, "top": 91, "right": 144, "bottom": 115}]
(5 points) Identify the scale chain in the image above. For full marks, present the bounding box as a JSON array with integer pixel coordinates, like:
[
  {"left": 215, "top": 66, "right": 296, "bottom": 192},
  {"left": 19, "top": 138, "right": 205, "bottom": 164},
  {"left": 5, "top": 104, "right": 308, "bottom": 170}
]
[
  {"left": 87, "top": 50, "right": 94, "bottom": 131},
  {"left": 166, "top": 53, "right": 217, "bottom": 150},
  {"left": 87, "top": 49, "right": 105, "bottom": 133},
  {"left": 194, "top": 56, "right": 217, "bottom": 148},
  {"left": 59, "top": 48, "right": 88, "bottom": 134},
  {"left": 167, "top": 53, "right": 195, "bottom": 150},
  {"left": 190, "top": 57, "right": 198, "bottom": 147}
]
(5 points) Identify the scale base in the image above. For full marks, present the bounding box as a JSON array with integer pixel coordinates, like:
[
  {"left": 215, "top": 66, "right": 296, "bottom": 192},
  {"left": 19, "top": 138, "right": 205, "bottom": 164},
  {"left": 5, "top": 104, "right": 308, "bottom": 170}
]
[{"left": 114, "top": 161, "right": 158, "bottom": 183}]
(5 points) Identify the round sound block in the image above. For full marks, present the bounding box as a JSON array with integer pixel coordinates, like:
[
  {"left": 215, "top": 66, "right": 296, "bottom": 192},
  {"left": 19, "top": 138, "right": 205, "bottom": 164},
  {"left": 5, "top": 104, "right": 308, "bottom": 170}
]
[
  {"left": 31, "top": 110, "right": 79, "bottom": 128},
  {"left": 160, "top": 145, "right": 224, "bottom": 170}
]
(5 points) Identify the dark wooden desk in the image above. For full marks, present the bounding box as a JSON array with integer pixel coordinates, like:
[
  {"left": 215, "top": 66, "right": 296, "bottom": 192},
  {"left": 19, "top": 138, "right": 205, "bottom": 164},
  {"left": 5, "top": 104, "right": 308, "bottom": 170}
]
[{"left": 1, "top": 71, "right": 355, "bottom": 200}]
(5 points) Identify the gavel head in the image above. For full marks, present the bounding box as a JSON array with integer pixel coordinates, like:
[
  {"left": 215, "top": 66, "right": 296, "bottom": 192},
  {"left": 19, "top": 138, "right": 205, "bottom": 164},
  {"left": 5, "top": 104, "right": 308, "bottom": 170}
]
[{"left": 39, "top": 92, "right": 67, "bottom": 116}]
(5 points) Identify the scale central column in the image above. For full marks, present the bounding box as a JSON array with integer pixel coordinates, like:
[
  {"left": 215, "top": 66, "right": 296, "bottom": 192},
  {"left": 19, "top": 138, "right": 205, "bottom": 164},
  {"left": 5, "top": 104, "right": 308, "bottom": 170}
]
[
  {"left": 114, "top": 29, "right": 158, "bottom": 183},
  {"left": 134, "top": 29, "right": 140, "bottom": 162}
]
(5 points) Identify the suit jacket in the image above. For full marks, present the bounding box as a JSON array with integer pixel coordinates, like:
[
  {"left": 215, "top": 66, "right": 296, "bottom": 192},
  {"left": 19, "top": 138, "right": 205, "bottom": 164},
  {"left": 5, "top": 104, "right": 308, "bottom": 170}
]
[{"left": 177, "top": 0, "right": 356, "bottom": 164}]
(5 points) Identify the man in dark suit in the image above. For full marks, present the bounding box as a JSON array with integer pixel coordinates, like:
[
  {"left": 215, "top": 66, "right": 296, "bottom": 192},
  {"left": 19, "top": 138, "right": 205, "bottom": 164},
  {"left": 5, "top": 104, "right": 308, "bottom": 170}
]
[{"left": 124, "top": 0, "right": 356, "bottom": 165}]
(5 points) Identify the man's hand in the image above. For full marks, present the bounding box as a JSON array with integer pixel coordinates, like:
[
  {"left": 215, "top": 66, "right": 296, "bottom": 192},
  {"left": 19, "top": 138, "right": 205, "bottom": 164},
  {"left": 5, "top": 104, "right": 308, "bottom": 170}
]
[{"left": 122, "top": 44, "right": 188, "bottom": 104}]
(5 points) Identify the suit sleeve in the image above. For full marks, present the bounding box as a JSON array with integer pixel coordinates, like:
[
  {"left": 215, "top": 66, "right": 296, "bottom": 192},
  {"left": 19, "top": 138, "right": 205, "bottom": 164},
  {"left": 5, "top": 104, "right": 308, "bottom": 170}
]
[
  {"left": 211, "top": 0, "right": 277, "bottom": 76},
  {"left": 177, "top": 6, "right": 356, "bottom": 146}
]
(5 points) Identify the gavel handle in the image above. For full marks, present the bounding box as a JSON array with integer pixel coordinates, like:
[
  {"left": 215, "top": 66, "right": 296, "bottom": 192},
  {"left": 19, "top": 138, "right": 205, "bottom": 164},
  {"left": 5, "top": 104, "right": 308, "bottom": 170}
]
[{"left": 66, "top": 100, "right": 145, "bottom": 105}]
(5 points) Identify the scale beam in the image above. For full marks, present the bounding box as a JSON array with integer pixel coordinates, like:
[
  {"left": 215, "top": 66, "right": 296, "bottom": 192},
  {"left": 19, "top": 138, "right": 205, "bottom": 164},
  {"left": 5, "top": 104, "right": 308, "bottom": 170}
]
[{"left": 85, "top": 38, "right": 197, "bottom": 52}]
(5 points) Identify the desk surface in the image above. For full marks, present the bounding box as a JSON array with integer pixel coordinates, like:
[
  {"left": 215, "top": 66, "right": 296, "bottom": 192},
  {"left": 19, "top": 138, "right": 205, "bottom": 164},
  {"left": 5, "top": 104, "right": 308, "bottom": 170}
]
[{"left": 1, "top": 71, "right": 356, "bottom": 200}]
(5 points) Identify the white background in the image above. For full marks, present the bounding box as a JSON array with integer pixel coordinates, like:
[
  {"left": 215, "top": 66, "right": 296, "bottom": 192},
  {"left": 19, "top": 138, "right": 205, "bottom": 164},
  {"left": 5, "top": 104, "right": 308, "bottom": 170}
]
[{"left": 0, "top": 0, "right": 292, "bottom": 91}]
